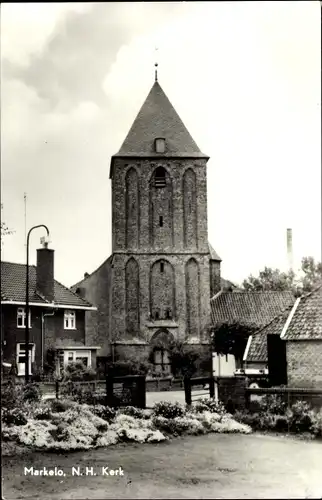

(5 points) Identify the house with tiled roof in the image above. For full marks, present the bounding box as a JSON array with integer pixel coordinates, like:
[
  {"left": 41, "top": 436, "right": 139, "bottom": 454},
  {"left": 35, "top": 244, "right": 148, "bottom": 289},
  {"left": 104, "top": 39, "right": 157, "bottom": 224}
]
[
  {"left": 210, "top": 290, "right": 295, "bottom": 376},
  {"left": 243, "top": 286, "right": 322, "bottom": 388},
  {"left": 1, "top": 243, "right": 98, "bottom": 377}
]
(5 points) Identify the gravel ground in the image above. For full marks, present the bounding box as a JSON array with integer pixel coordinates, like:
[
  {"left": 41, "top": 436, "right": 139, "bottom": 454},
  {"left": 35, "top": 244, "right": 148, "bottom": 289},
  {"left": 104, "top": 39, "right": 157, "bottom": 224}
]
[{"left": 2, "top": 433, "right": 322, "bottom": 499}]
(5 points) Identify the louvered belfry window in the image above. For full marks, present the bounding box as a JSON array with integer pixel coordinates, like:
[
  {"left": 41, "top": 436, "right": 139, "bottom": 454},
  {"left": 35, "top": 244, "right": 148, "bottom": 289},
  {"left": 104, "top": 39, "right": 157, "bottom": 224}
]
[{"left": 154, "top": 166, "right": 166, "bottom": 188}]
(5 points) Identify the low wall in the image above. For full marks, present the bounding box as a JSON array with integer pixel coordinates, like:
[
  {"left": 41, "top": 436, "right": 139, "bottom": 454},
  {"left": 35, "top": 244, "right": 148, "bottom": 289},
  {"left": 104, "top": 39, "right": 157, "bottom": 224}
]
[{"left": 216, "top": 376, "right": 248, "bottom": 412}]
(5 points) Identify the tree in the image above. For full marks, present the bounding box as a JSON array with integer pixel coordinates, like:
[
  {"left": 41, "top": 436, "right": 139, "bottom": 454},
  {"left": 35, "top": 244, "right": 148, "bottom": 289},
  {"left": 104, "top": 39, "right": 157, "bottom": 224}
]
[
  {"left": 211, "top": 322, "right": 258, "bottom": 362},
  {"left": 242, "top": 257, "right": 322, "bottom": 296}
]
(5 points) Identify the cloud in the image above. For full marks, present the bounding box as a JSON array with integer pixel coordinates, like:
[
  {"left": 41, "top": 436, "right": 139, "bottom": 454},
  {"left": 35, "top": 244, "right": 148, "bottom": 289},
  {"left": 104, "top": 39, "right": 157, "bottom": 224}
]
[
  {"left": 2, "top": 2, "right": 186, "bottom": 110},
  {"left": 1, "top": 1, "right": 320, "bottom": 286}
]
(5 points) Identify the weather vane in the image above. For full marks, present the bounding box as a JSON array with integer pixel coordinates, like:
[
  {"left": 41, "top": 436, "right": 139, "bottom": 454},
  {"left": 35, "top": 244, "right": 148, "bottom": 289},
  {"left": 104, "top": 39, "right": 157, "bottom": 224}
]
[{"left": 154, "top": 47, "right": 158, "bottom": 82}]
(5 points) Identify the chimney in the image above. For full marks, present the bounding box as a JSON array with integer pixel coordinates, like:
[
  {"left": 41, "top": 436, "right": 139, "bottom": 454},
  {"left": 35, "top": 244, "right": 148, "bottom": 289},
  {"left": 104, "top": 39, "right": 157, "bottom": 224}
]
[
  {"left": 36, "top": 242, "right": 54, "bottom": 302},
  {"left": 286, "top": 228, "right": 293, "bottom": 272}
]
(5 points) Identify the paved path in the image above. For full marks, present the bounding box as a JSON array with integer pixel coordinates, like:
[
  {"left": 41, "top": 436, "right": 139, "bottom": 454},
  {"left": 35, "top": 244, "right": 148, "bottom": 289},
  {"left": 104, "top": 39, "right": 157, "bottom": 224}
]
[
  {"left": 3, "top": 433, "right": 322, "bottom": 499},
  {"left": 146, "top": 390, "right": 186, "bottom": 407}
]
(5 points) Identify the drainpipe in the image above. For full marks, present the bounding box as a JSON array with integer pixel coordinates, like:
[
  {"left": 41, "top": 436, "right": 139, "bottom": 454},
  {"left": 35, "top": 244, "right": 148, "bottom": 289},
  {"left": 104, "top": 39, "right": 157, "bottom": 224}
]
[{"left": 41, "top": 309, "right": 56, "bottom": 372}]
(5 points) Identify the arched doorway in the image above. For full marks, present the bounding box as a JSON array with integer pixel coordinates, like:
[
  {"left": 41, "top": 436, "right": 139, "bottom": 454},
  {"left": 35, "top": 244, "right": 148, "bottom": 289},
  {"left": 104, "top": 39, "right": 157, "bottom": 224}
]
[{"left": 150, "top": 329, "right": 174, "bottom": 376}]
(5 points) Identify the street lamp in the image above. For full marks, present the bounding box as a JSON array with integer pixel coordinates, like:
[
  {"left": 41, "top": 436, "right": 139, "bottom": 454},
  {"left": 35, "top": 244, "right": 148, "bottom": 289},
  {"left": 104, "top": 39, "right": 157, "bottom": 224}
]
[{"left": 25, "top": 224, "right": 50, "bottom": 383}]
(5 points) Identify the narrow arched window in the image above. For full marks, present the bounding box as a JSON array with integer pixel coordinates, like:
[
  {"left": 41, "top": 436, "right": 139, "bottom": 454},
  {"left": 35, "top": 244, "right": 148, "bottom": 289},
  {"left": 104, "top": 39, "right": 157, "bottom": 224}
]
[{"left": 154, "top": 167, "right": 166, "bottom": 188}]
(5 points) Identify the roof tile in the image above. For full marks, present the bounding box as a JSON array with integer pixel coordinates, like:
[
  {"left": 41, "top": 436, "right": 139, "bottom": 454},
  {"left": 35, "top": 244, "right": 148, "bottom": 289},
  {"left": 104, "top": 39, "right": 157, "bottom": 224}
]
[
  {"left": 114, "top": 81, "right": 207, "bottom": 159},
  {"left": 1, "top": 261, "right": 93, "bottom": 309},
  {"left": 283, "top": 286, "right": 322, "bottom": 340},
  {"left": 211, "top": 290, "right": 295, "bottom": 328}
]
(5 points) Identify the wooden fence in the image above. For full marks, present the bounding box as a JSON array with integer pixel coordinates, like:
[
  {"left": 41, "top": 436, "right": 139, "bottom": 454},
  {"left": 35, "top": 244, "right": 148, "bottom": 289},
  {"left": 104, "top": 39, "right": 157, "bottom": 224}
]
[
  {"left": 2, "top": 376, "right": 146, "bottom": 409},
  {"left": 246, "top": 386, "right": 322, "bottom": 411},
  {"left": 184, "top": 376, "right": 215, "bottom": 405}
]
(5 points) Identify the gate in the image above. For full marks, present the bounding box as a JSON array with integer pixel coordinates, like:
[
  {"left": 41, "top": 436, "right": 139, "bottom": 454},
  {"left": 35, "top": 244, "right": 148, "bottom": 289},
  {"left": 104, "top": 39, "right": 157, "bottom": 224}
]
[
  {"left": 105, "top": 375, "right": 146, "bottom": 409},
  {"left": 184, "top": 376, "right": 215, "bottom": 405}
]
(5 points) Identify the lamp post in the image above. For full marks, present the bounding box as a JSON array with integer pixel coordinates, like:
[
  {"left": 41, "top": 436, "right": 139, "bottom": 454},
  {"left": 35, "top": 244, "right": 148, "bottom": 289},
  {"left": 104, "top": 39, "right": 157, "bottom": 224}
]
[{"left": 25, "top": 224, "right": 50, "bottom": 383}]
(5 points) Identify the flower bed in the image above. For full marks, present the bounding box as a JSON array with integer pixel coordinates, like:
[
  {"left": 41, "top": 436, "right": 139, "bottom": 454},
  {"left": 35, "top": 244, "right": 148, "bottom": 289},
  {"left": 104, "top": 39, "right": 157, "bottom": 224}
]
[
  {"left": 233, "top": 397, "right": 322, "bottom": 439},
  {"left": 1, "top": 398, "right": 252, "bottom": 452}
]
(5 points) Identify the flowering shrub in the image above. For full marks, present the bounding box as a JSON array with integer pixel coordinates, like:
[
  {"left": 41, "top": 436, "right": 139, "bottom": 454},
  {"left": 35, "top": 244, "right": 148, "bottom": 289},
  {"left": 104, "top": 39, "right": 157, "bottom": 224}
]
[
  {"left": 90, "top": 405, "right": 116, "bottom": 423},
  {"left": 50, "top": 399, "right": 74, "bottom": 413},
  {"left": 153, "top": 401, "right": 186, "bottom": 419},
  {"left": 310, "top": 409, "right": 322, "bottom": 438},
  {"left": 193, "top": 398, "right": 227, "bottom": 416},
  {"left": 2, "top": 408, "right": 27, "bottom": 426},
  {"left": 1, "top": 381, "right": 42, "bottom": 409},
  {"left": 152, "top": 415, "right": 205, "bottom": 436},
  {"left": 257, "top": 394, "right": 287, "bottom": 416},
  {"left": 286, "top": 401, "right": 315, "bottom": 433},
  {"left": 23, "top": 383, "right": 42, "bottom": 402},
  {"left": 118, "top": 406, "right": 147, "bottom": 419},
  {"left": 34, "top": 406, "right": 52, "bottom": 421}
]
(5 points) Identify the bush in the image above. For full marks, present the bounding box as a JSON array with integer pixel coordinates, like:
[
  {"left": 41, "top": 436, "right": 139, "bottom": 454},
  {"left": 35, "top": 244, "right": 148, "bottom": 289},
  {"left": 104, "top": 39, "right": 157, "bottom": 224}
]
[
  {"left": 152, "top": 401, "right": 186, "bottom": 419},
  {"left": 34, "top": 406, "right": 52, "bottom": 421},
  {"left": 257, "top": 394, "right": 287, "bottom": 416},
  {"left": 193, "top": 398, "right": 227, "bottom": 416},
  {"left": 91, "top": 405, "right": 116, "bottom": 424},
  {"left": 118, "top": 406, "right": 146, "bottom": 419},
  {"left": 310, "top": 409, "right": 322, "bottom": 438},
  {"left": 2, "top": 408, "right": 28, "bottom": 426},
  {"left": 152, "top": 415, "right": 204, "bottom": 436},
  {"left": 22, "top": 383, "right": 42, "bottom": 403},
  {"left": 110, "top": 359, "right": 152, "bottom": 377},
  {"left": 50, "top": 399, "right": 74, "bottom": 413},
  {"left": 233, "top": 411, "right": 275, "bottom": 431},
  {"left": 60, "top": 381, "right": 97, "bottom": 405},
  {"left": 62, "top": 362, "right": 97, "bottom": 381},
  {"left": 286, "top": 401, "right": 315, "bottom": 433}
]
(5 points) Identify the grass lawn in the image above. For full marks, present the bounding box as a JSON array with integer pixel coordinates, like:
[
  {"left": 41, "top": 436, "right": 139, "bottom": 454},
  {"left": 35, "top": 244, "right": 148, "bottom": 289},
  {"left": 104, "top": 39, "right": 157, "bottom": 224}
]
[{"left": 2, "top": 433, "right": 322, "bottom": 499}]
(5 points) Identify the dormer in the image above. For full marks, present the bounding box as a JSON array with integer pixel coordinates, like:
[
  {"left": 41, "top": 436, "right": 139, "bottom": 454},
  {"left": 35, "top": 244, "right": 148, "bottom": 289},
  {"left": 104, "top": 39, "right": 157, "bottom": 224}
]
[{"left": 155, "top": 137, "right": 166, "bottom": 153}]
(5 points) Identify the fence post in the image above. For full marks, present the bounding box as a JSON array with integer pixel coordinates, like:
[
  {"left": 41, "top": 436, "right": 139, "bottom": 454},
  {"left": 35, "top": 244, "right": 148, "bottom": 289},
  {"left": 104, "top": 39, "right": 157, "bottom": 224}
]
[
  {"left": 209, "top": 376, "right": 215, "bottom": 398},
  {"left": 55, "top": 380, "right": 59, "bottom": 399},
  {"left": 105, "top": 376, "right": 114, "bottom": 407},
  {"left": 137, "top": 376, "right": 146, "bottom": 409},
  {"left": 184, "top": 377, "right": 192, "bottom": 406}
]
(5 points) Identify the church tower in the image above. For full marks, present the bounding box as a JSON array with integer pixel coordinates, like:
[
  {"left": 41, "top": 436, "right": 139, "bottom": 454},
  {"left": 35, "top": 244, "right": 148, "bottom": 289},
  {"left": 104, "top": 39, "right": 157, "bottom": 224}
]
[
  {"left": 72, "top": 74, "right": 222, "bottom": 372},
  {"left": 108, "top": 76, "right": 217, "bottom": 362}
]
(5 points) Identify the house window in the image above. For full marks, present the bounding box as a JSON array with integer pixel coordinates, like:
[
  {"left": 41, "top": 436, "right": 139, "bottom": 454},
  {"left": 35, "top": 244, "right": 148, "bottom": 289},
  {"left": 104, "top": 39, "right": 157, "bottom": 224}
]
[
  {"left": 17, "top": 307, "right": 31, "bottom": 328},
  {"left": 154, "top": 166, "right": 166, "bottom": 188},
  {"left": 57, "top": 350, "right": 91, "bottom": 376},
  {"left": 159, "top": 215, "right": 163, "bottom": 227},
  {"left": 160, "top": 262, "right": 164, "bottom": 273},
  {"left": 16, "top": 343, "right": 35, "bottom": 376},
  {"left": 155, "top": 138, "right": 166, "bottom": 154},
  {"left": 64, "top": 310, "right": 76, "bottom": 330},
  {"left": 153, "top": 348, "right": 171, "bottom": 374}
]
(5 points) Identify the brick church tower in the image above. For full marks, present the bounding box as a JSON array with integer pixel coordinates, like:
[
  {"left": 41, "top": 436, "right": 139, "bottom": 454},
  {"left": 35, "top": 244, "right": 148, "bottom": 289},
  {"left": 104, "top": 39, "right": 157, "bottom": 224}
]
[{"left": 73, "top": 76, "right": 221, "bottom": 371}]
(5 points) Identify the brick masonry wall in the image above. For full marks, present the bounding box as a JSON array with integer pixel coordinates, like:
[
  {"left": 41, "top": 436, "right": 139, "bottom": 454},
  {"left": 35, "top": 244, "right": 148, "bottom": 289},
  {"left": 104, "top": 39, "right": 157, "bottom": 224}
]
[
  {"left": 112, "top": 159, "right": 209, "bottom": 254},
  {"left": 74, "top": 258, "right": 112, "bottom": 356},
  {"left": 217, "top": 376, "right": 248, "bottom": 411},
  {"left": 110, "top": 252, "right": 211, "bottom": 344},
  {"left": 286, "top": 340, "right": 322, "bottom": 389},
  {"left": 2, "top": 305, "right": 86, "bottom": 370}
]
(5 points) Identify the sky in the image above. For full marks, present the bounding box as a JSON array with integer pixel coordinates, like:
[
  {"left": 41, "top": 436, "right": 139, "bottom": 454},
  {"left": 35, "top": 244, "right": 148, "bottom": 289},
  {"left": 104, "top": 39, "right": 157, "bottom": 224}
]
[{"left": 1, "top": 1, "right": 321, "bottom": 288}]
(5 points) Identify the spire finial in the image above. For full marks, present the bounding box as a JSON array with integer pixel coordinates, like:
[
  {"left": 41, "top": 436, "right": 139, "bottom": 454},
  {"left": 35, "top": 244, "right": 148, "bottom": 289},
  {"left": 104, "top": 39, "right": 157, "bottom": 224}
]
[{"left": 154, "top": 47, "right": 158, "bottom": 82}]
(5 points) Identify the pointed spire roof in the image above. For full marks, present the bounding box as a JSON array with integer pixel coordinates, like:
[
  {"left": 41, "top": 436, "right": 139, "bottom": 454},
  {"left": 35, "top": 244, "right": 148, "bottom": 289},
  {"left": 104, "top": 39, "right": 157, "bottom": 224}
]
[{"left": 114, "top": 81, "right": 208, "bottom": 159}]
